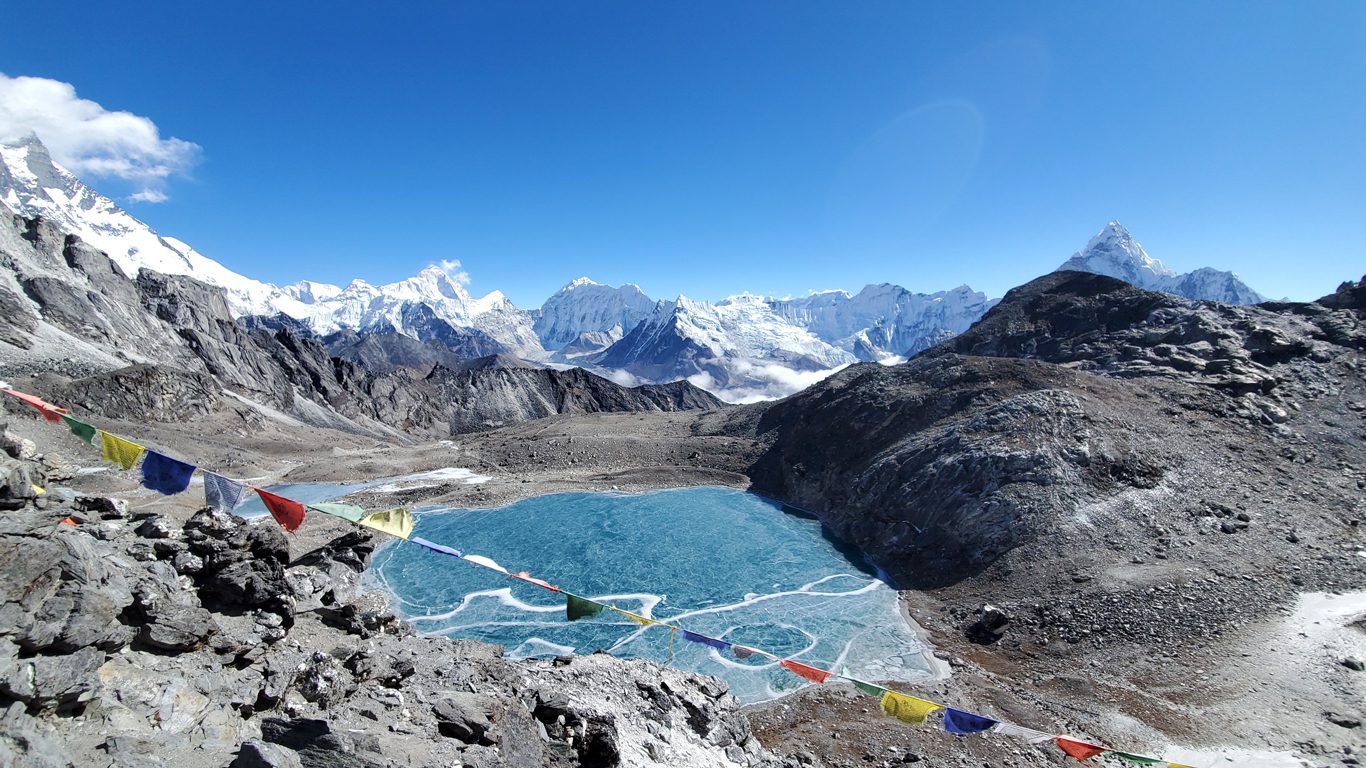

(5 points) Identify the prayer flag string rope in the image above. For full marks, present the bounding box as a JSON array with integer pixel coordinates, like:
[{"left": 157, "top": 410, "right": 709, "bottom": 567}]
[{"left": 0, "top": 387, "right": 1192, "bottom": 768}]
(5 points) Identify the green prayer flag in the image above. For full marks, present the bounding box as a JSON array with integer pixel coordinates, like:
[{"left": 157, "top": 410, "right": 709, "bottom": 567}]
[
  {"left": 1112, "top": 754, "right": 1163, "bottom": 766},
  {"left": 566, "top": 594, "right": 605, "bottom": 621},
  {"left": 842, "top": 667, "right": 887, "bottom": 696},
  {"left": 61, "top": 414, "right": 98, "bottom": 446},
  {"left": 307, "top": 503, "right": 367, "bottom": 522}
]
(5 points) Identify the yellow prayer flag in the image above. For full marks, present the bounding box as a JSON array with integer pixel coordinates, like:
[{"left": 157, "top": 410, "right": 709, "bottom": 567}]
[
  {"left": 610, "top": 606, "right": 659, "bottom": 626},
  {"left": 31, "top": 484, "right": 45, "bottom": 495},
  {"left": 359, "top": 507, "right": 414, "bottom": 540},
  {"left": 880, "top": 690, "right": 943, "bottom": 725},
  {"left": 99, "top": 431, "right": 146, "bottom": 471}
]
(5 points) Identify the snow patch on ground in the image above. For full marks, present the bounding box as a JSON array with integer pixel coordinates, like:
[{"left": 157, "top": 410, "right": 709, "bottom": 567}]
[
  {"left": 1161, "top": 747, "right": 1304, "bottom": 768},
  {"left": 367, "top": 467, "right": 491, "bottom": 493}
]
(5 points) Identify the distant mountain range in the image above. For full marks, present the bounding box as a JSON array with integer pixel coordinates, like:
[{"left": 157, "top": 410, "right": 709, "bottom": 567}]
[{"left": 0, "top": 134, "right": 1267, "bottom": 401}]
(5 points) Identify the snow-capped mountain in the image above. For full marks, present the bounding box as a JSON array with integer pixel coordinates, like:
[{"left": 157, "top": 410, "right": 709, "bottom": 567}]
[
  {"left": 535, "top": 277, "right": 655, "bottom": 358},
  {"left": 274, "top": 267, "right": 546, "bottom": 359},
  {"left": 2, "top": 134, "right": 1278, "bottom": 404},
  {"left": 0, "top": 134, "right": 292, "bottom": 317},
  {"left": 0, "top": 135, "right": 544, "bottom": 358},
  {"left": 590, "top": 293, "right": 858, "bottom": 399},
  {"left": 768, "top": 283, "right": 996, "bottom": 361},
  {"left": 1058, "top": 221, "right": 1265, "bottom": 304}
]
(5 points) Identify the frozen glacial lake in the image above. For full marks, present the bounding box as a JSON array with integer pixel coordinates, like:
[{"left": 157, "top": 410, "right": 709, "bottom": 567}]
[{"left": 367, "top": 486, "right": 931, "bottom": 703}]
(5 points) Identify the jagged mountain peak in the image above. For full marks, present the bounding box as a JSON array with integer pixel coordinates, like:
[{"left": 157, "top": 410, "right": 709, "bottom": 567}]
[
  {"left": 1057, "top": 221, "right": 1264, "bottom": 305},
  {"left": 1063, "top": 220, "right": 1176, "bottom": 284}
]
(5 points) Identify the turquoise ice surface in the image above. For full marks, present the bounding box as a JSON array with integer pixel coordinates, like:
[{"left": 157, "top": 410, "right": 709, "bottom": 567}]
[{"left": 368, "top": 486, "right": 931, "bottom": 703}]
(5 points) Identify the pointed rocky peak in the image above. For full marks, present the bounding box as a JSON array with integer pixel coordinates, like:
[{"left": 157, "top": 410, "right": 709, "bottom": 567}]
[
  {"left": 1061, "top": 221, "right": 1175, "bottom": 284},
  {"left": 1057, "top": 221, "right": 1265, "bottom": 304},
  {"left": 2, "top": 131, "right": 45, "bottom": 149}
]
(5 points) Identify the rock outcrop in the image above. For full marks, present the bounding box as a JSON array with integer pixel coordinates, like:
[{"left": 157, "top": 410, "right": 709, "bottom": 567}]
[{"left": 0, "top": 444, "right": 789, "bottom": 768}]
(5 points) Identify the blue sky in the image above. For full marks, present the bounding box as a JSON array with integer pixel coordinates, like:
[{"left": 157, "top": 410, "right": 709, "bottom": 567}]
[{"left": 1, "top": 2, "right": 1362, "bottom": 305}]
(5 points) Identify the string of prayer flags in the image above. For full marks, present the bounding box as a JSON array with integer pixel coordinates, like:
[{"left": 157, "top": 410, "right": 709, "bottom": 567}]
[
  {"left": 2, "top": 388, "right": 68, "bottom": 423},
  {"left": 141, "top": 450, "right": 196, "bottom": 495},
  {"left": 880, "top": 690, "right": 944, "bottom": 725},
  {"left": 1055, "top": 737, "right": 1108, "bottom": 763},
  {"left": 780, "top": 659, "right": 832, "bottom": 684},
  {"left": 1111, "top": 754, "right": 1164, "bottom": 766},
  {"left": 463, "top": 554, "right": 508, "bottom": 574},
  {"left": 255, "top": 488, "right": 306, "bottom": 532},
  {"left": 99, "top": 431, "right": 146, "bottom": 470},
  {"left": 565, "top": 594, "right": 606, "bottom": 621},
  {"left": 203, "top": 472, "right": 249, "bottom": 514},
  {"left": 841, "top": 667, "right": 888, "bottom": 697},
  {"left": 0, "top": 386, "right": 1215, "bottom": 768},
  {"left": 61, "top": 414, "right": 98, "bottom": 446},
  {"left": 359, "top": 507, "right": 414, "bottom": 540},
  {"left": 943, "top": 708, "right": 999, "bottom": 735},
  {"left": 308, "top": 502, "right": 367, "bottom": 522},
  {"left": 412, "top": 536, "right": 464, "bottom": 558},
  {"left": 991, "top": 723, "right": 1056, "bottom": 743},
  {"left": 680, "top": 629, "right": 729, "bottom": 651}
]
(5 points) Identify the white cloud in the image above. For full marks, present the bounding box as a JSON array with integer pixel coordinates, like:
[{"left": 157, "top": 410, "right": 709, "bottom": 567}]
[
  {"left": 0, "top": 73, "right": 199, "bottom": 202},
  {"left": 436, "top": 258, "right": 471, "bottom": 285},
  {"left": 600, "top": 367, "right": 645, "bottom": 388},
  {"left": 687, "top": 359, "right": 850, "bottom": 404},
  {"left": 128, "top": 189, "right": 169, "bottom": 204}
]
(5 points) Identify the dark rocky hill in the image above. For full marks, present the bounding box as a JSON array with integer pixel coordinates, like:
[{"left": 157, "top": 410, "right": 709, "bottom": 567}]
[
  {"left": 749, "top": 270, "right": 1364, "bottom": 589},
  {"left": 737, "top": 270, "right": 1366, "bottom": 763}
]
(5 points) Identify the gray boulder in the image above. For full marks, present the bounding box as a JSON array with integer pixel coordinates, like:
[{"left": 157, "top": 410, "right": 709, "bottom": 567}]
[
  {"left": 0, "top": 523, "right": 135, "bottom": 652},
  {"left": 433, "top": 694, "right": 496, "bottom": 744}
]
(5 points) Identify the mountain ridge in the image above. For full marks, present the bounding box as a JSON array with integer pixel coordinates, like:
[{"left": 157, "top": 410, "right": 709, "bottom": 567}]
[{"left": 2, "top": 134, "right": 1275, "bottom": 401}]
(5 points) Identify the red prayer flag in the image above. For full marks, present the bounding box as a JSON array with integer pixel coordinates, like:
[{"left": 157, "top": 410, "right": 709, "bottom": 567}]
[
  {"left": 255, "top": 488, "right": 306, "bottom": 533},
  {"left": 60, "top": 517, "right": 77, "bottom": 527},
  {"left": 780, "top": 660, "right": 831, "bottom": 684},
  {"left": 1055, "top": 737, "right": 1107, "bottom": 763}
]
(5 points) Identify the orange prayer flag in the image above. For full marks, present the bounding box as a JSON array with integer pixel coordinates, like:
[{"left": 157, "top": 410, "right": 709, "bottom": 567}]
[
  {"left": 2, "top": 388, "right": 69, "bottom": 424},
  {"left": 780, "top": 659, "right": 831, "bottom": 684},
  {"left": 60, "top": 517, "right": 77, "bottom": 527},
  {"left": 1055, "top": 737, "right": 1107, "bottom": 763},
  {"left": 512, "top": 571, "right": 558, "bottom": 591}
]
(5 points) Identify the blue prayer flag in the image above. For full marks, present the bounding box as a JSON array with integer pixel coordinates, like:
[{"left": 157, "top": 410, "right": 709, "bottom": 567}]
[
  {"left": 680, "top": 630, "right": 729, "bottom": 651},
  {"left": 141, "top": 450, "right": 196, "bottom": 495},
  {"left": 203, "top": 471, "right": 248, "bottom": 513},
  {"left": 943, "top": 707, "right": 998, "bottom": 734},
  {"left": 412, "top": 536, "right": 464, "bottom": 558}
]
